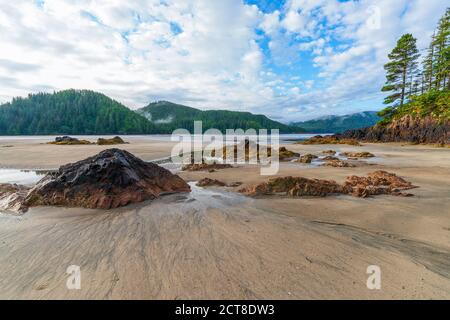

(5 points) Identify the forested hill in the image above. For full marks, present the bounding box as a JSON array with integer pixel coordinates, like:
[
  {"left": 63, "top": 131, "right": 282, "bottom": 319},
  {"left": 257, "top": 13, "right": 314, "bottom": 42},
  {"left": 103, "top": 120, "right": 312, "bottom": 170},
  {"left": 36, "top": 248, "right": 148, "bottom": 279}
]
[
  {"left": 292, "top": 111, "right": 381, "bottom": 133},
  {"left": 0, "top": 91, "right": 302, "bottom": 135},
  {"left": 136, "top": 101, "right": 302, "bottom": 133},
  {"left": 0, "top": 90, "right": 156, "bottom": 135}
]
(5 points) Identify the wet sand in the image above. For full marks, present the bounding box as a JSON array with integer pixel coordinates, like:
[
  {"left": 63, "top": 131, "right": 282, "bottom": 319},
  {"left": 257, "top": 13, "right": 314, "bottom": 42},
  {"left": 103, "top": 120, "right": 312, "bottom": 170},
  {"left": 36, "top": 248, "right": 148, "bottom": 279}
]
[{"left": 0, "top": 137, "right": 449, "bottom": 299}]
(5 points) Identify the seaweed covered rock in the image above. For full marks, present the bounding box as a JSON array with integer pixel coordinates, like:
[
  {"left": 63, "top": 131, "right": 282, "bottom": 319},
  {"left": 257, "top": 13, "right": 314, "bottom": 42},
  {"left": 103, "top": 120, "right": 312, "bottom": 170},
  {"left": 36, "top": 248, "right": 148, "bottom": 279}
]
[
  {"left": 300, "top": 135, "right": 361, "bottom": 146},
  {"left": 344, "top": 170, "right": 417, "bottom": 197},
  {"left": 196, "top": 178, "right": 227, "bottom": 187},
  {"left": 322, "top": 159, "right": 356, "bottom": 167},
  {"left": 97, "top": 136, "right": 128, "bottom": 145},
  {"left": 48, "top": 136, "right": 92, "bottom": 145},
  {"left": 25, "top": 149, "right": 190, "bottom": 209},
  {"left": 239, "top": 171, "right": 416, "bottom": 199},
  {"left": 239, "top": 176, "right": 348, "bottom": 197},
  {"left": 182, "top": 163, "right": 233, "bottom": 172},
  {"left": 341, "top": 152, "right": 375, "bottom": 158},
  {"left": 298, "top": 154, "right": 318, "bottom": 163}
]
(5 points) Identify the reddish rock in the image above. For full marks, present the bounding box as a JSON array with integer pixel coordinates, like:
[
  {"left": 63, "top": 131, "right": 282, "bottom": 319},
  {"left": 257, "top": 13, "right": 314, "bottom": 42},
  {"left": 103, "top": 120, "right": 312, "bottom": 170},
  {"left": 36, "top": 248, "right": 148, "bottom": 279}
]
[
  {"left": 338, "top": 115, "right": 450, "bottom": 144},
  {"left": 322, "top": 159, "right": 356, "bottom": 167},
  {"left": 344, "top": 170, "right": 417, "bottom": 198},
  {"left": 182, "top": 163, "right": 233, "bottom": 172},
  {"left": 239, "top": 176, "right": 348, "bottom": 197},
  {"left": 25, "top": 149, "right": 190, "bottom": 209},
  {"left": 322, "top": 156, "right": 339, "bottom": 161},
  {"left": 239, "top": 171, "right": 417, "bottom": 199},
  {"left": 0, "top": 183, "right": 30, "bottom": 213},
  {"left": 341, "top": 152, "right": 375, "bottom": 158},
  {"left": 298, "top": 154, "right": 318, "bottom": 163},
  {"left": 196, "top": 178, "right": 227, "bottom": 187}
]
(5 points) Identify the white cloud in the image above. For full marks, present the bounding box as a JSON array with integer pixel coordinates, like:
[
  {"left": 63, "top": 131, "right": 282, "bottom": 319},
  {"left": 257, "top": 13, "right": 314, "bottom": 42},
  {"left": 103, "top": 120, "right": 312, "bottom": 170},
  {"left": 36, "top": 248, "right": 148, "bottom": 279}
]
[{"left": 0, "top": 0, "right": 447, "bottom": 121}]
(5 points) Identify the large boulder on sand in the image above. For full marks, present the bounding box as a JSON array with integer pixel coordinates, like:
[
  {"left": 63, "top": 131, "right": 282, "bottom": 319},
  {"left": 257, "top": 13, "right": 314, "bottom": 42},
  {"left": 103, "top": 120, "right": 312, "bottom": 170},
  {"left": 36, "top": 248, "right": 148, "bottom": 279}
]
[{"left": 25, "top": 149, "right": 190, "bottom": 209}]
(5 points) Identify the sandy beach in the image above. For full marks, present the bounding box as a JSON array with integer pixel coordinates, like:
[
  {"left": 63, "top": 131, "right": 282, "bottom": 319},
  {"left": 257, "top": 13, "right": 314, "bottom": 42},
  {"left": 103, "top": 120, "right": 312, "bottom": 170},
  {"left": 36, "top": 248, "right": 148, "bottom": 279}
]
[{"left": 0, "top": 136, "right": 449, "bottom": 299}]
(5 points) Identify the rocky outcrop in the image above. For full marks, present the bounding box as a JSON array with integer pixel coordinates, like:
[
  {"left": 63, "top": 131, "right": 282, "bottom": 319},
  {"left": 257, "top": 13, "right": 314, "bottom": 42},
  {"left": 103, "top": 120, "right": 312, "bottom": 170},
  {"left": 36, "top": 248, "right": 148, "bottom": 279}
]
[
  {"left": 300, "top": 135, "right": 361, "bottom": 146},
  {"left": 322, "top": 159, "right": 356, "bottom": 167},
  {"left": 196, "top": 178, "right": 227, "bottom": 187},
  {"left": 240, "top": 171, "right": 416, "bottom": 198},
  {"left": 344, "top": 171, "right": 417, "bottom": 197},
  {"left": 278, "top": 147, "right": 300, "bottom": 161},
  {"left": 0, "top": 184, "right": 30, "bottom": 214},
  {"left": 48, "top": 136, "right": 92, "bottom": 145},
  {"left": 97, "top": 136, "right": 128, "bottom": 145},
  {"left": 182, "top": 163, "right": 233, "bottom": 172},
  {"left": 239, "top": 176, "right": 347, "bottom": 197},
  {"left": 25, "top": 149, "right": 190, "bottom": 209},
  {"left": 322, "top": 150, "right": 337, "bottom": 155},
  {"left": 298, "top": 154, "right": 318, "bottom": 163},
  {"left": 322, "top": 156, "right": 339, "bottom": 161},
  {"left": 338, "top": 115, "right": 450, "bottom": 144},
  {"left": 341, "top": 152, "right": 375, "bottom": 158}
]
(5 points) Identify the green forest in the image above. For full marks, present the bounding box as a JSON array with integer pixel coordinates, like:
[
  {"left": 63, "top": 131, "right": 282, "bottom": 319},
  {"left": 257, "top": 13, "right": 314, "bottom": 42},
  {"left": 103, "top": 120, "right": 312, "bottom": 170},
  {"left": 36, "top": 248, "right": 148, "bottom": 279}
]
[
  {"left": 0, "top": 90, "right": 156, "bottom": 135},
  {"left": 0, "top": 90, "right": 301, "bottom": 135},
  {"left": 379, "top": 8, "right": 450, "bottom": 124},
  {"left": 136, "top": 101, "right": 301, "bottom": 133}
]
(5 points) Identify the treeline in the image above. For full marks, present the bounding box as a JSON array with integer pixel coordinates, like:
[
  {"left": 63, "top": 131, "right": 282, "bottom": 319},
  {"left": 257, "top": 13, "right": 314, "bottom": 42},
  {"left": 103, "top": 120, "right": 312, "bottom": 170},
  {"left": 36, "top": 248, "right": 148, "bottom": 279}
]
[
  {"left": 0, "top": 91, "right": 301, "bottom": 135},
  {"left": 380, "top": 8, "right": 449, "bottom": 123},
  {"left": 137, "top": 101, "right": 301, "bottom": 133},
  {"left": 0, "top": 90, "right": 156, "bottom": 135}
]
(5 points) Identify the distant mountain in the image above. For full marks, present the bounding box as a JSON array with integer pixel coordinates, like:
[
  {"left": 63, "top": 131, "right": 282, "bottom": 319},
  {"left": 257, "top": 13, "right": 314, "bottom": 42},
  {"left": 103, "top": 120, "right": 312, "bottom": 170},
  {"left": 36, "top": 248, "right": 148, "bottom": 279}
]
[
  {"left": 136, "top": 101, "right": 302, "bottom": 133},
  {"left": 292, "top": 111, "right": 381, "bottom": 133},
  {"left": 0, "top": 90, "right": 156, "bottom": 135}
]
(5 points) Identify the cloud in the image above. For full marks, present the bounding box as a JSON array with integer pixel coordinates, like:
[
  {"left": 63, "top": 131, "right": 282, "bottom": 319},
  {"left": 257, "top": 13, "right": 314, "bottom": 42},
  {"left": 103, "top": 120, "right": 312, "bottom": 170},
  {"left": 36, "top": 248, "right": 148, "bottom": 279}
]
[{"left": 0, "top": 0, "right": 447, "bottom": 121}]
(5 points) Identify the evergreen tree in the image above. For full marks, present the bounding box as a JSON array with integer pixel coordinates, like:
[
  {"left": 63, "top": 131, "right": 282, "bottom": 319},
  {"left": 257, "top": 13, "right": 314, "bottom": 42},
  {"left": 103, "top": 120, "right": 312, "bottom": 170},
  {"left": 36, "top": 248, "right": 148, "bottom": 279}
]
[
  {"left": 423, "top": 31, "right": 436, "bottom": 91},
  {"left": 432, "top": 8, "right": 450, "bottom": 89},
  {"left": 382, "top": 34, "right": 420, "bottom": 107}
]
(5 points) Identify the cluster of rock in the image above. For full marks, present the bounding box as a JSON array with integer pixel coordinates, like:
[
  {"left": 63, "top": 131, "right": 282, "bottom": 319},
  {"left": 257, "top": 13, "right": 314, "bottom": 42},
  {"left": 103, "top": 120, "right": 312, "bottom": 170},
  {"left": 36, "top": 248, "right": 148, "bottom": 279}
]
[
  {"left": 337, "top": 115, "right": 450, "bottom": 145},
  {"left": 298, "top": 154, "right": 318, "bottom": 163},
  {"left": 49, "top": 136, "right": 92, "bottom": 145},
  {"left": 344, "top": 171, "right": 417, "bottom": 197},
  {"left": 300, "top": 135, "right": 361, "bottom": 146},
  {"left": 196, "top": 178, "right": 242, "bottom": 188},
  {"left": 182, "top": 163, "right": 233, "bottom": 172},
  {"left": 239, "top": 176, "right": 347, "bottom": 197},
  {"left": 341, "top": 152, "right": 375, "bottom": 158},
  {"left": 97, "top": 136, "right": 128, "bottom": 145},
  {"left": 48, "top": 136, "right": 128, "bottom": 145},
  {"left": 239, "top": 171, "right": 417, "bottom": 198}
]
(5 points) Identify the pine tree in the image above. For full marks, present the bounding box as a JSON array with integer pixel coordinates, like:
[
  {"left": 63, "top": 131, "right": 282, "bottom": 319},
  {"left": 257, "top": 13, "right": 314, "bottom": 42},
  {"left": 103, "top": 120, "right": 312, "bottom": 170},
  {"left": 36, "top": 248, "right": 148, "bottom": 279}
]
[
  {"left": 382, "top": 34, "right": 420, "bottom": 107},
  {"left": 423, "top": 31, "right": 436, "bottom": 91},
  {"left": 432, "top": 8, "right": 450, "bottom": 90}
]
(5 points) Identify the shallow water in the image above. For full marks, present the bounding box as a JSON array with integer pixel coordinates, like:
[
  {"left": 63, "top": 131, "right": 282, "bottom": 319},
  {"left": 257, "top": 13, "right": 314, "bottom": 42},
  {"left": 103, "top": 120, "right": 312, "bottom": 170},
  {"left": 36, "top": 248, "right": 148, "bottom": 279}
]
[
  {"left": 0, "top": 133, "right": 331, "bottom": 144},
  {"left": 0, "top": 169, "right": 48, "bottom": 185}
]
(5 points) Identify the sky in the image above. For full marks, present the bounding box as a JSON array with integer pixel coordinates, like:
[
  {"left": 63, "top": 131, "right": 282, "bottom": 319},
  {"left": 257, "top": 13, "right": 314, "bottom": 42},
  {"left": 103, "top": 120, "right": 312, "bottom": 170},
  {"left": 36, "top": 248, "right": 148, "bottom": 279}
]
[{"left": 0, "top": 0, "right": 447, "bottom": 122}]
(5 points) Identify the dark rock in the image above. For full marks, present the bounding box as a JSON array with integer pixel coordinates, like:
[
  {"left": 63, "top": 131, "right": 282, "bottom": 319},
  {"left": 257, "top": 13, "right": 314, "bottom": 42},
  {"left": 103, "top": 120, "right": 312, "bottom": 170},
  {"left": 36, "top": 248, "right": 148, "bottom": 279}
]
[
  {"left": 196, "top": 178, "right": 227, "bottom": 187},
  {"left": 344, "top": 170, "right": 417, "bottom": 197},
  {"left": 97, "top": 136, "right": 128, "bottom": 145},
  {"left": 25, "top": 149, "right": 190, "bottom": 209},
  {"left": 338, "top": 115, "right": 450, "bottom": 144},
  {"left": 182, "top": 163, "right": 233, "bottom": 172},
  {"left": 239, "top": 176, "right": 347, "bottom": 197},
  {"left": 49, "top": 136, "right": 92, "bottom": 145},
  {"left": 298, "top": 154, "right": 318, "bottom": 163}
]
